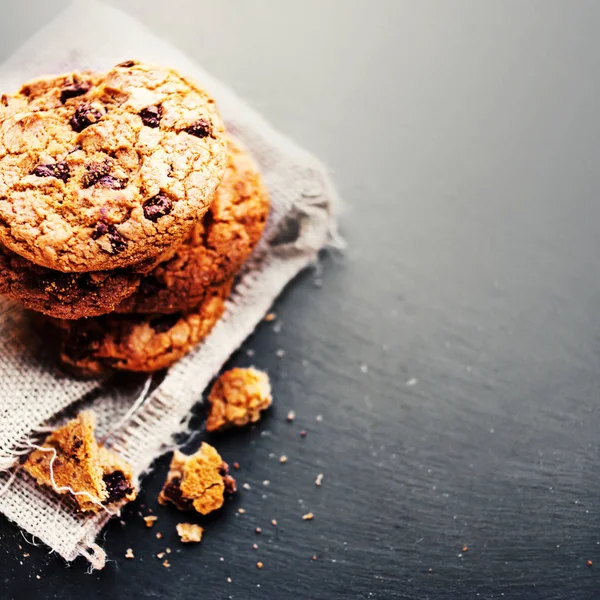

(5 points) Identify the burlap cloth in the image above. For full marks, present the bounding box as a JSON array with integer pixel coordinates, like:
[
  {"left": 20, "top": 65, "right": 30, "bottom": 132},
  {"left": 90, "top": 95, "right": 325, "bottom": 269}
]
[{"left": 0, "top": 0, "right": 340, "bottom": 569}]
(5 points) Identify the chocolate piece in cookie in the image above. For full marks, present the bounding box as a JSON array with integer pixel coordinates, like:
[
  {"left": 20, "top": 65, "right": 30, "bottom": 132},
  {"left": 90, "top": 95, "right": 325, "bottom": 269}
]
[
  {"left": 116, "top": 137, "right": 269, "bottom": 314},
  {"left": 22, "top": 412, "right": 136, "bottom": 513},
  {"left": 206, "top": 368, "right": 272, "bottom": 432},
  {"left": 0, "top": 62, "right": 227, "bottom": 272},
  {"left": 50, "top": 280, "right": 232, "bottom": 375},
  {"left": 158, "top": 443, "right": 236, "bottom": 515}
]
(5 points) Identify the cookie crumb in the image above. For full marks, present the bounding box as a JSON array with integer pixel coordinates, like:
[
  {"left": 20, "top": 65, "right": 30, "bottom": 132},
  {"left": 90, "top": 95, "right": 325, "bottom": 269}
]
[
  {"left": 157, "top": 552, "right": 165, "bottom": 559},
  {"left": 312, "top": 555, "right": 318, "bottom": 561},
  {"left": 156, "top": 532, "right": 163, "bottom": 540},
  {"left": 315, "top": 415, "right": 323, "bottom": 423},
  {"left": 125, "top": 548, "right": 134, "bottom": 559},
  {"left": 166, "top": 548, "right": 171, "bottom": 554},
  {"left": 36, "top": 575, "right": 40, "bottom": 580},
  {"left": 302, "top": 513, "right": 314, "bottom": 521},
  {"left": 238, "top": 508, "right": 246, "bottom": 514},
  {"left": 227, "top": 577, "right": 232, "bottom": 583},
  {"left": 587, "top": 560, "right": 593, "bottom": 567},
  {"left": 253, "top": 543, "right": 258, "bottom": 550},
  {"left": 300, "top": 430, "right": 307, "bottom": 437},
  {"left": 279, "top": 455, "right": 288, "bottom": 464},
  {"left": 276, "top": 349, "right": 286, "bottom": 358},
  {"left": 144, "top": 515, "right": 158, "bottom": 528},
  {"left": 287, "top": 410, "right": 296, "bottom": 422},
  {"left": 242, "top": 483, "right": 251, "bottom": 490},
  {"left": 271, "top": 519, "right": 278, "bottom": 526},
  {"left": 23, "top": 553, "right": 30, "bottom": 558},
  {"left": 176, "top": 523, "right": 203, "bottom": 543},
  {"left": 315, "top": 473, "right": 324, "bottom": 487},
  {"left": 265, "top": 312, "right": 276, "bottom": 322},
  {"left": 257, "top": 562, "right": 263, "bottom": 569},
  {"left": 158, "top": 443, "right": 236, "bottom": 515},
  {"left": 233, "top": 462, "right": 240, "bottom": 470},
  {"left": 263, "top": 480, "right": 270, "bottom": 486},
  {"left": 163, "top": 560, "right": 171, "bottom": 568},
  {"left": 206, "top": 368, "right": 272, "bottom": 431},
  {"left": 462, "top": 546, "right": 468, "bottom": 552},
  {"left": 255, "top": 527, "right": 262, "bottom": 534}
]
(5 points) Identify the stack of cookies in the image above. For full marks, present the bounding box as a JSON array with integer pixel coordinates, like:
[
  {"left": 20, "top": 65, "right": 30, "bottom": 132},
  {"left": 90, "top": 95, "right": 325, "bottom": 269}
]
[{"left": 0, "top": 61, "right": 269, "bottom": 375}]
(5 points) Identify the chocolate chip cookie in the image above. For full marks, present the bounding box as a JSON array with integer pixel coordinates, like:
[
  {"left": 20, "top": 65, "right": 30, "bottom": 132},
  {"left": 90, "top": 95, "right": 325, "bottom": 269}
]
[
  {"left": 0, "top": 61, "right": 227, "bottom": 272},
  {"left": 51, "top": 280, "right": 232, "bottom": 376},
  {"left": 115, "top": 136, "right": 269, "bottom": 314},
  {"left": 0, "top": 243, "right": 142, "bottom": 319}
]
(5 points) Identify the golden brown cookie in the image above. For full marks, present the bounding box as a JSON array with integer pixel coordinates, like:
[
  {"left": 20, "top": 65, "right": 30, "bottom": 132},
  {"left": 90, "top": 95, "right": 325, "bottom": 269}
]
[
  {"left": 158, "top": 443, "right": 236, "bottom": 515},
  {"left": 206, "top": 367, "right": 272, "bottom": 432},
  {"left": 0, "top": 61, "right": 227, "bottom": 272},
  {"left": 22, "top": 412, "right": 136, "bottom": 513},
  {"left": 115, "top": 136, "right": 269, "bottom": 314},
  {"left": 50, "top": 279, "right": 232, "bottom": 375}
]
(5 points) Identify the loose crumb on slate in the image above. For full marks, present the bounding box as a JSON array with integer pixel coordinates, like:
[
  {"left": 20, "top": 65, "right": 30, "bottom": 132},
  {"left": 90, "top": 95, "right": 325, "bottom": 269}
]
[
  {"left": 276, "top": 349, "right": 286, "bottom": 358},
  {"left": 279, "top": 455, "right": 288, "bottom": 464},
  {"left": 265, "top": 312, "right": 276, "bottom": 322},
  {"left": 163, "top": 560, "right": 171, "bottom": 568},
  {"left": 176, "top": 523, "right": 204, "bottom": 543},
  {"left": 302, "top": 513, "right": 314, "bottom": 521},
  {"left": 287, "top": 410, "right": 296, "bottom": 422},
  {"left": 144, "top": 515, "right": 158, "bottom": 528},
  {"left": 587, "top": 560, "right": 593, "bottom": 567},
  {"left": 271, "top": 519, "right": 278, "bottom": 526},
  {"left": 125, "top": 548, "right": 134, "bottom": 559},
  {"left": 156, "top": 532, "right": 163, "bottom": 539},
  {"left": 315, "top": 473, "right": 324, "bottom": 486},
  {"left": 257, "top": 562, "right": 264, "bottom": 569},
  {"left": 157, "top": 552, "right": 165, "bottom": 559}
]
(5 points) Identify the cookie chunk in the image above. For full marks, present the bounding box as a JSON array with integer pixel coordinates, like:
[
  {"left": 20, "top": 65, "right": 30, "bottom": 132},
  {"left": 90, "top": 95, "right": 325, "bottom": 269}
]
[
  {"left": 206, "top": 367, "right": 272, "bottom": 432},
  {"left": 22, "top": 412, "right": 136, "bottom": 513},
  {"left": 176, "top": 523, "right": 203, "bottom": 543},
  {"left": 0, "top": 61, "right": 227, "bottom": 272},
  {"left": 116, "top": 136, "right": 269, "bottom": 314},
  {"left": 158, "top": 443, "right": 236, "bottom": 515},
  {"left": 50, "top": 280, "right": 232, "bottom": 375}
]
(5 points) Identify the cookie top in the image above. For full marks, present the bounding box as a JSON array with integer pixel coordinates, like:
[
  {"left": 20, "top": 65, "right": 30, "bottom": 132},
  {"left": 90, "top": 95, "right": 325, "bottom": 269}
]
[
  {"left": 0, "top": 243, "right": 141, "bottom": 319},
  {"left": 51, "top": 280, "right": 232, "bottom": 376},
  {"left": 0, "top": 61, "right": 227, "bottom": 272},
  {"left": 116, "top": 136, "right": 269, "bottom": 314}
]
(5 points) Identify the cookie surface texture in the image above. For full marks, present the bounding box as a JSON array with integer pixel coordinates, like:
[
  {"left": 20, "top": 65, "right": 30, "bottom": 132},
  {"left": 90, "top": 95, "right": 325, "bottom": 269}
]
[
  {"left": 0, "top": 61, "right": 227, "bottom": 272},
  {"left": 53, "top": 279, "right": 232, "bottom": 375},
  {"left": 116, "top": 136, "right": 269, "bottom": 314}
]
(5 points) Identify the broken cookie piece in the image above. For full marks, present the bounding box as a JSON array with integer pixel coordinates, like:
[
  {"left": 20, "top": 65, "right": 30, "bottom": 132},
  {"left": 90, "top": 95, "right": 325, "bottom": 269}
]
[
  {"left": 206, "top": 367, "right": 272, "bottom": 432},
  {"left": 22, "top": 412, "right": 136, "bottom": 513},
  {"left": 176, "top": 522, "right": 203, "bottom": 543},
  {"left": 158, "top": 443, "right": 236, "bottom": 515}
]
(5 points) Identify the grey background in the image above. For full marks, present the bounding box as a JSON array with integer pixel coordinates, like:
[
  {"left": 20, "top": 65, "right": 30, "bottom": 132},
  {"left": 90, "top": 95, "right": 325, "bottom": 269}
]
[{"left": 2, "top": 1, "right": 600, "bottom": 598}]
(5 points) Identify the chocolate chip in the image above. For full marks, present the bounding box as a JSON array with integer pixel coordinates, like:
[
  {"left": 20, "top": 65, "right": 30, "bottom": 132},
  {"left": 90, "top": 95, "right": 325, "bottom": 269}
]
[
  {"left": 139, "top": 104, "right": 163, "bottom": 128},
  {"left": 92, "top": 221, "right": 127, "bottom": 253},
  {"left": 32, "top": 161, "right": 70, "bottom": 183},
  {"left": 70, "top": 102, "right": 105, "bottom": 132},
  {"left": 96, "top": 175, "right": 127, "bottom": 189},
  {"left": 149, "top": 313, "right": 181, "bottom": 333},
  {"left": 60, "top": 82, "right": 91, "bottom": 104},
  {"left": 115, "top": 60, "right": 137, "bottom": 68},
  {"left": 81, "top": 161, "right": 111, "bottom": 188},
  {"left": 107, "top": 224, "right": 127, "bottom": 253},
  {"left": 72, "top": 438, "right": 83, "bottom": 450},
  {"left": 91, "top": 221, "right": 108, "bottom": 240},
  {"left": 184, "top": 118, "right": 212, "bottom": 138},
  {"left": 143, "top": 193, "right": 173, "bottom": 222},
  {"left": 103, "top": 471, "right": 133, "bottom": 503},
  {"left": 161, "top": 478, "right": 193, "bottom": 511}
]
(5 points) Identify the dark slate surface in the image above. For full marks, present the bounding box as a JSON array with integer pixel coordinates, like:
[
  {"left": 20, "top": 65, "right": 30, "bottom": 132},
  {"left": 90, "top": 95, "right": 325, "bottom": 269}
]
[{"left": 2, "top": 1, "right": 600, "bottom": 598}]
